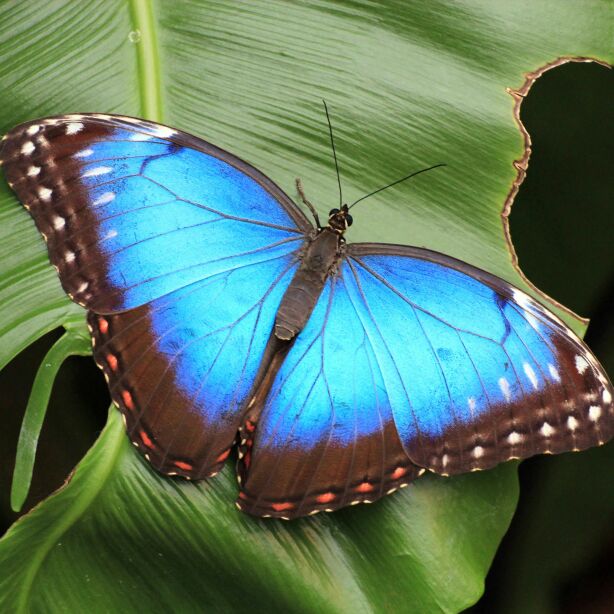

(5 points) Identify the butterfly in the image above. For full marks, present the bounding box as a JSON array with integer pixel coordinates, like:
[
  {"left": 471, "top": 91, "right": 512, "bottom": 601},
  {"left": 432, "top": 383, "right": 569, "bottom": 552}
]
[{"left": 1, "top": 112, "right": 612, "bottom": 520}]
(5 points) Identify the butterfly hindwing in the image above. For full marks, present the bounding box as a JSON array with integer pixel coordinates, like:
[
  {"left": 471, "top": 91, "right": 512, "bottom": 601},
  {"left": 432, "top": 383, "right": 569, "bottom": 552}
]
[
  {"left": 237, "top": 273, "right": 423, "bottom": 519},
  {"left": 2, "top": 114, "right": 310, "bottom": 478},
  {"left": 89, "top": 251, "right": 298, "bottom": 478}
]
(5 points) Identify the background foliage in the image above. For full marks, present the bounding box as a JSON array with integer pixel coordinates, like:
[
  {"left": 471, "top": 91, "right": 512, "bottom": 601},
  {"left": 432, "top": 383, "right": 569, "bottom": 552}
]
[{"left": 0, "top": 2, "right": 612, "bottom": 612}]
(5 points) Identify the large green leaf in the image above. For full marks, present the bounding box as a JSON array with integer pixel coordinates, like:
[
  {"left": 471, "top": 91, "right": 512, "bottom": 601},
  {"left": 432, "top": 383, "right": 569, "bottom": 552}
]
[{"left": 0, "top": 1, "right": 611, "bottom": 612}]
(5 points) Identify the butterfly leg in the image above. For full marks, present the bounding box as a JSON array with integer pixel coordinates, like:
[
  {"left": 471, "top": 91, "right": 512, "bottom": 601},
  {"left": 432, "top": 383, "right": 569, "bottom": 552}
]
[{"left": 295, "top": 178, "right": 321, "bottom": 229}]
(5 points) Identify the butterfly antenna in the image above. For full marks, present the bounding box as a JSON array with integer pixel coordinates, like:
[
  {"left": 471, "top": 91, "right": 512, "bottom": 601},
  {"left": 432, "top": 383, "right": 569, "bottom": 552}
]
[
  {"left": 323, "top": 100, "right": 343, "bottom": 209},
  {"left": 348, "top": 163, "right": 446, "bottom": 209}
]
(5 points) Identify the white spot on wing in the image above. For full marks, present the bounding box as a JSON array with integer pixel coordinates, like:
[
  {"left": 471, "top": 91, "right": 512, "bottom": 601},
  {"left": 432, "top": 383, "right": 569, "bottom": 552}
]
[
  {"left": 603, "top": 388, "right": 612, "bottom": 405},
  {"left": 74, "top": 148, "right": 94, "bottom": 159},
  {"left": 472, "top": 446, "right": 484, "bottom": 459},
  {"left": 52, "top": 215, "right": 65, "bottom": 230},
  {"left": 66, "top": 122, "right": 84, "bottom": 135},
  {"left": 77, "top": 281, "right": 88, "bottom": 293},
  {"left": 512, "top": 288, "right": 535, "bottom": 310},
  {"left": 93, "top": 191, "right": 115, "bottom": 206},
  {"left": 128, "top": 132, "right": 153, "bottom": 142},
  {"left": 151, "top": 126, "right": 176, "bottom": 138},
  {"left": 588, "top": 406, "right": 601, "bottom": 421},
  {"left": 82, "top": 166, "right": 112, "bottom": 178},
  {"left": 104, "top": 229, "right": 118, "bottom": 240},
  {"left": 498, "top": 377, "right": 512, "bottom": 402},
  {"left": 567, "top": 416, "right": 579, "bottom": 431},
  {"left": 540, "top": 422, "right": 555, "bottom": 437},
  {"left": 21, "top": 141, "right": 35, "bottom": 155},
  {"left": 507, "top": 431, "right": 522, "bottom": 445},
  {"left": 512, "top": 289, "right": 542, "bottom": 329},
  {"left": 38, "top": 187, "right": 52, "bottom": 201},
  {"left": 548, "top": 364, "right": 560, "bottom": 382},
  {"left": 523, "top": 363, "right": 539, "bottom": 389},
  {"left": 468, "top": 397, "right": 477, "bottom": 412},
  {"left": 27, "top": 166, "right": 41, "bottom": 177},
  {"left": 575, "top": 355, "right": 589, "bottom": 375},
  {"left": 26, "top": 125, "right": 40, "bottom": 136},
  {"left": 65, "top": 250, "right": 75, "bottom": 263}
]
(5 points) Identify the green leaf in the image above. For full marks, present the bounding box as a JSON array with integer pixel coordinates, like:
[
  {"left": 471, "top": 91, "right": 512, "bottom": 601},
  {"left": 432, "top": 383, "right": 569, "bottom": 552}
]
[{"left": 0, "top": 1, "right": 611, "bottom": 612}]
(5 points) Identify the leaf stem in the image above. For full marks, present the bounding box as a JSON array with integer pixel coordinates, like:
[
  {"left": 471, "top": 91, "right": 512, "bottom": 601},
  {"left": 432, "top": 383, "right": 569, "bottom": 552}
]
[
  {"left": 13, "top": 409, "right": 125, "bottom": 614},
  {"left": 129, "top": 0, "right": 163, "bottom": 121},
  {"left": 10, "top": 331, "right": 91, "bottom": 512}
]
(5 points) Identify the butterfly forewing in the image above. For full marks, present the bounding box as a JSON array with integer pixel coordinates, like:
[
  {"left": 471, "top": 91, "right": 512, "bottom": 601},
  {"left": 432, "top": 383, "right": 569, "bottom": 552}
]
[
  {"left": 1, "top": 114, "right": 309, "bottom": 479},
  {"left": 345, "top": 244, "right": 614, "bottom": 475},
  {"left": 1, "top": 114, "right": 309, "bottom": 312}
]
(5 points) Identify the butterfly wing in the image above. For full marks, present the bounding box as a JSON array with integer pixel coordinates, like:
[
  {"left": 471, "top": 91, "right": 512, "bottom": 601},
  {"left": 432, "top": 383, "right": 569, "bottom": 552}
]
[
  {"left": 1, "top": 114, "right": 310, "bottom": 477},
  {"left": 238, "top": 243, "right": 613, "bottom": 518},
  {"left": 344, "top": 244, "right": 614, "bottom": 474},
  {"left": 1, "top": 114, "right": 310, "bottom": 311}
]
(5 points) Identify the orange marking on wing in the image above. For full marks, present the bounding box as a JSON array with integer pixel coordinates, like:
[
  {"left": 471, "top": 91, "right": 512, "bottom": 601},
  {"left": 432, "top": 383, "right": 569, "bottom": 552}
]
[
  {"left": 271, "top": 502, "right": 295, "bottom": 512},
  {"left": 106, "top": 354, "right": 118, "bottom": 371},
  {"left": 245, "top": 420, "right": 256, "bottom": 432},
  {"left": 238, "top": 491, "right": 248, "bottom": 500},
  {"left": 316, "top": 492, "right": 336, "bottom": 504},
  {"left": 173, "top": 460, "right": 193, "bottom": 471},
  {"left": 216, "top": 449, "right": 230, "bottom": 463},
  {"left": 121, "top": 390, "right": 135, "bottom": 410},
  {"left": 391, "top": 466, "right": 406, "bottom": 480},
  {"left": 139, "top": 430, "right": 154, "bottom": 449},
  {"left": 98, "top": 317, "right": 109, "bottom": 334},
  {"left": 356, "top": 481, "right": 374, "bottom": 493}
]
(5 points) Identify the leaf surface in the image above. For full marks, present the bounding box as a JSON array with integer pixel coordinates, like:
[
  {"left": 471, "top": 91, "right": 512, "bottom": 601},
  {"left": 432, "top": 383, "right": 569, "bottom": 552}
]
[{"left": 0, "top": 1, "right": 611, "bottom": 612}]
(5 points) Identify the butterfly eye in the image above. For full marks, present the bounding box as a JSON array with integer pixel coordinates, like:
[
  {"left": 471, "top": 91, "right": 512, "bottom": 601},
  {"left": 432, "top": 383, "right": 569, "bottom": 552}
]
[
  {"left": 329, "top": 208, "right": 340, "bottom": 216},
  {"left": 345, "top": 214, "right": 353, "bottom": 227}
]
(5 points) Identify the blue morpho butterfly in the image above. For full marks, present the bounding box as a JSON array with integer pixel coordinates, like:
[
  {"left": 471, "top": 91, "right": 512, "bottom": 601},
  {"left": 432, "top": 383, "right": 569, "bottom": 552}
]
[{"left": 1, "top": 109, "right": 612, "bottom": 520}]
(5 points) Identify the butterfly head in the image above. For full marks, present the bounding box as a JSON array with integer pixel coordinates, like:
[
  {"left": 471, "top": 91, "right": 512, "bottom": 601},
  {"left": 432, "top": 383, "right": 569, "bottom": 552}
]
[{"left": 328, "top": 204, "right": 353, "bottom": 234}]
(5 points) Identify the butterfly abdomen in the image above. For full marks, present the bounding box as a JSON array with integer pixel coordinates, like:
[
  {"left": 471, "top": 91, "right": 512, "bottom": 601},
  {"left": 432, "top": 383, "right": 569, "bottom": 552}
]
[{"left": 274, "top": 229, "right": 342, "bottom": 341}]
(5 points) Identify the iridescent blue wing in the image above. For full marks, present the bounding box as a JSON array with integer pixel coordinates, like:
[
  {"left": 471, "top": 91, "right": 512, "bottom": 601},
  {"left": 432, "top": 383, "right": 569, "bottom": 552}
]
[
  {"left": 238, "top": 244, "right": 613, "bottom": 518},
  {"left": 1, "top": 114, "right": 310, "bottom": 477}
]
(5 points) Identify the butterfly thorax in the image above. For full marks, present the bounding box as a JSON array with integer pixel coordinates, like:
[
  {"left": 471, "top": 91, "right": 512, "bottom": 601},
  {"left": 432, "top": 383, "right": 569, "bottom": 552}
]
[{"left": 274, "top": 226, "right": 344, "bottom": 341}]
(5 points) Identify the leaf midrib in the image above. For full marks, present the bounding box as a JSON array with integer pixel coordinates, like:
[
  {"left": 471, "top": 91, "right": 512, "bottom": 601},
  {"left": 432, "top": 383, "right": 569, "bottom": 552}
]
[{"left": 129, "top": 0, "right": 163, "bottom": 121}]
